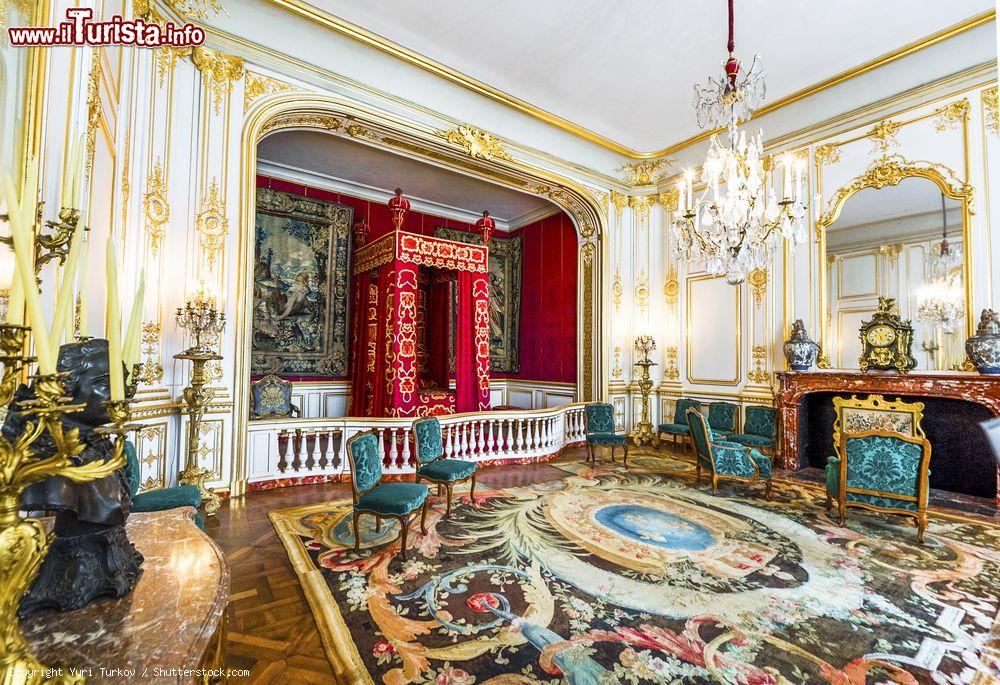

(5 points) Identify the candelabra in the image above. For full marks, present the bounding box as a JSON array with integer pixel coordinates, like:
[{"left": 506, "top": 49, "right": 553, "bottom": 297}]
[
  {"left": 0, "top": 204, "right": 85, "bottom": 276},
  {"left": 174, "top": 295, "right": 226, "bottom": 356},
  {"left": 174, "top": 296, "right": 225, "bottom": 517},
  {"left": 0, "top": 324, "right": 134, "bottom": 685},
  {"left": 631, "top": 335, "right": 657, "bottom": 446}
]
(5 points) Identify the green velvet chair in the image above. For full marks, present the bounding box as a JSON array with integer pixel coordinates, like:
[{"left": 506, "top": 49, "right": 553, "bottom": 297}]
[
  {"left": 347, "top": 430, "right": 429, "bottom": 560},
  {"left": 826, "top": 429, "right": 931, "bottom": 543},
  {"left": 729, "top": 406, "right": 777, "bottom": 454},
  {"left": 123, "top": 440, "right": 204, "bottom": 530},
  {"left": 657, "top": 398, "right": 702, "bottom": 449},
  {"left": 584, "top": 402, "right": 629, "bottom": 466},
  {"left": 707, "top": 401, "right": 738, "bottom": 437},
  {"left": 688, "top": 409, "right": 772, "bottom": 498},
  {"left": 413, "top": 417, "right": 477, "bottom": 518}
]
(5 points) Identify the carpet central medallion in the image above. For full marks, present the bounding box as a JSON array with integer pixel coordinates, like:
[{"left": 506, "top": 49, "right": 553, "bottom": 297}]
[{"left": 271, "top": 465, "right": 1000, "bottom": 684}]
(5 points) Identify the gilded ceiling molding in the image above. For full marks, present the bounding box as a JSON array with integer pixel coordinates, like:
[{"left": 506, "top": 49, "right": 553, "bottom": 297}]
[
  {"left": 628, "top": 194, "right": 655, "bottom": 220},
  {"left": 609, "top": 190, "right": 628, "bottom": 219},
  {"left": 191, "top": 46, "right": 244, "bottom": 114},
  {"left": 982, "top": 86, "right": 998, "bottom": 136},
  {"left": 747, "top": 268, "right": 768, "bottom": 307},
  {"left": 814, "top": 143, "right": 841, "bottom": 166},
  {"left": 155, "top": 46, "right": 192, "bottom": 87},
  {"left": 868, "top": 119, "right": 901, "bottom": 152},
  {"left": 196, "top": 179, "right": 228, "bottom": 270},
  {"left": 933, "top": 98, "right": 970, "bottom": 131},
  {"left": 260, "top": 112, "right": 342, "bottom": 137},
  {"left": 617, "top": 159, "right": 668, "bottom": 186},
  {"left": 143, "top": 160, "right": 169, "bottom": 254},
  {"left": 440, "top": 126, "right": 512, "bottom": 162},
  {"left": 244, "top": 73, "right": 296, "bottom": 112}
]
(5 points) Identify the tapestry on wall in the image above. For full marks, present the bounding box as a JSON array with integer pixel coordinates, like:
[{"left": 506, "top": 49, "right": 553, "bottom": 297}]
[
  {"left": 435, "top": 227, "right": 522, "bottom": 373},
  {"left": 252, "top": 187, "right": 353, "bottom": 378}
]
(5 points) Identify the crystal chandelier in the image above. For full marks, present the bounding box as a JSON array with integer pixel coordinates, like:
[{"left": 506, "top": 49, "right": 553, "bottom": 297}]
[{"left": 671, "top": 0, "right": 807, "bottom": 286}]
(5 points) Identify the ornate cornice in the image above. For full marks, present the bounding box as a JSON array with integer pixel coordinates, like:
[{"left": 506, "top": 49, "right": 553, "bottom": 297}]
[
  {"left": 617, "top": 159, "right": 668, "bottom": 186},
  {"left": 244, "top": 71, "right": 294, "bottom": 112},
  {"left": 983, "top": 86, "right": 999, "bottom": 136},
  {"left": 814, "top": 143, "right": 841, "bottom": 166},
  {"left": 191, "top": 46, "right": 244, "bottom": 114},
  {"left": 439, "top": 126, "right": 512, "bottom": 161},
  {"left": 932, "top": 98, "right": 970, "bottom": 131}
]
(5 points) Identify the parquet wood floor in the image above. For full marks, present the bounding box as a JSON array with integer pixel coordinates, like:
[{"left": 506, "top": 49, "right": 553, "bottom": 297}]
[{"left": 206, "top": 447, "right": 590, "bottom": 683}]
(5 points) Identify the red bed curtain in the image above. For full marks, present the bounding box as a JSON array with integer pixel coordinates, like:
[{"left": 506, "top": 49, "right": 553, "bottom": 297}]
[{"left": 426, "top": 277, "right": 450, "bottom": 389}]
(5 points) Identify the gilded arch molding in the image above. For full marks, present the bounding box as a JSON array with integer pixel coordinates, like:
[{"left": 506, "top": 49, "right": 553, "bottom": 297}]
[{"left": 232, "top": 93, "right": 608, "bottom": 492}]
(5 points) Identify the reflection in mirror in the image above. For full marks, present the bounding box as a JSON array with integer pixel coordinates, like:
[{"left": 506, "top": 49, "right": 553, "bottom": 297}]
[{"left": 825, "top": 177, "right": 965, "bottom": 370}]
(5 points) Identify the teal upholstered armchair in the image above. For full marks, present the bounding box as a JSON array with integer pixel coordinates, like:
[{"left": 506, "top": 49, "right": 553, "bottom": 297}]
[
  {"left": 250, "top": 375, "right": 300, "bottom": 420},
  {"left": 707, "top": 401, "right": 738, "bottom": 437},
  {"left": 826, "top": 429, "right": 931, "bottom": 542},
  {"left": 688, "top": 410, "right": 772, "bottom": 498},
  {"left": 584, "top": 403, "right": 629, "bottom": 466},
  {"left": 123, "top": 441, "right": 204, "bottom": 530},
  {"left": 347, "top": 430, "right": 429, "bottom": 560},
  {"left": 657, "top": 398, "right": 702, "bottom": 449},
  {"left": 729, "top": 406, "right": 777, "bottom": 454},
  {"left": 413, "top": 417, "right": 477, "bottom": 518}
]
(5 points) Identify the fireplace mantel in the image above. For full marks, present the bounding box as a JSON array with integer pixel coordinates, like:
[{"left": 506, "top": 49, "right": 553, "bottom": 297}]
[{"left": 776, "top": 370, "right": 1000, "bottom": 501}]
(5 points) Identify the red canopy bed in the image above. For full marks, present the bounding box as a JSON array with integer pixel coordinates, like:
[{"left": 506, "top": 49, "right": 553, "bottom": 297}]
[{"left": 348, "top": 226, "right": 491, "bottom": 417}]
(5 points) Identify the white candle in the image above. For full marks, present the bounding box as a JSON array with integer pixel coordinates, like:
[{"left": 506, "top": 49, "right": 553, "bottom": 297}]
[
  {"left": 106, "top": 234, "right": 123, "bottom": 400},
  {"left": 50, "top": 214, "right": 85, "bottom": 354},
  {"left": 78, "top": 235, "right": 89, "bottom": 336},
  {"left": 783, "top": 154, "right": 792, "bottom": 198},
  {"left": 676, "top": 181, "right": 686, "bottom": 213}
]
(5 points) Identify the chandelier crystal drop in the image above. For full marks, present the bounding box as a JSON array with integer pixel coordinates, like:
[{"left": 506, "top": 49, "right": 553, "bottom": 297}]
[
  {"left": 916, "top": 193, "right": 965, "bottom": 334},
  {"left": 671, "top": 0, "right": 808, "bottom": 286}
]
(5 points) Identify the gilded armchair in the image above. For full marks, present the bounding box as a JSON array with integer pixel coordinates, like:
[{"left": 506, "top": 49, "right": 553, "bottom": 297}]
[
  {"left": 347, "top": 430, "right": 430, "bottom": 560},
  {"left": 250, "top": 374, "right": 300, "bottom": 420},
  {"left": 657, "top": 398, "right": 702, "bottom": 449},
  {"left": 826, "top": 429, "right": 931, "bottom": 542},
  {"left": 584, "top": 402, "right": 629, "bottom": 465},
  {"left": 688, "top": 409, "right": 772, "bottom": 498},
  {"left": 413, "top": 417, "right": 477, "bottom": 518}
]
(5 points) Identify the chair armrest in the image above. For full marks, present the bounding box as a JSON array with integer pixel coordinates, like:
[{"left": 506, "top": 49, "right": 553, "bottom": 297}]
[{"left": 826, "top": 456, "right": 840, "bottom": 466}]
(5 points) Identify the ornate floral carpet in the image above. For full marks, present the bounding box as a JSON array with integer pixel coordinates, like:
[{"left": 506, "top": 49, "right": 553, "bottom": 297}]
[{"left": 270, "top": 462, "right": 1000, "bottom": 684}]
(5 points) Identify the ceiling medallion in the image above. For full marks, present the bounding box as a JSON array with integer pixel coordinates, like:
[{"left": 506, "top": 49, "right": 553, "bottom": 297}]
[{"left": 671, "top": 0, "right": 808, "bottom": 286}]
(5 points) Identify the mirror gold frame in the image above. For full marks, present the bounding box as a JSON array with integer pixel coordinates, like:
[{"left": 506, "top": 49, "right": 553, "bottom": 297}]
[{"left": 815, "top": 154, "right": 975, "bottom": 367}]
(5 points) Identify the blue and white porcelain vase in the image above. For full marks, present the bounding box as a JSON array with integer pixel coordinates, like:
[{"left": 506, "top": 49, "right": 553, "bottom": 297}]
[
  {"left": 783, "top": 319, "right": 819, "bottom": 371},
  {"left": 966, "top": 309, "right": 1000, "bottom": 375}
]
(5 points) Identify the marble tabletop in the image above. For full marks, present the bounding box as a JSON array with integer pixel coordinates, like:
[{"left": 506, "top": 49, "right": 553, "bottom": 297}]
[{"left": 23, "top": 508, "right": 230, "bottom": 683}]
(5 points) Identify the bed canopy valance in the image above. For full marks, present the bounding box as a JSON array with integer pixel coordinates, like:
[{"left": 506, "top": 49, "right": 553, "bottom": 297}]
[{"left": 349, "top": 226, "right": 491, "bottom": 418}]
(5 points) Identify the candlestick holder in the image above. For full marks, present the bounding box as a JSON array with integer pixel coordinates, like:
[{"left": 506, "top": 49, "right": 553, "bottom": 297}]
[
  {"left": 0, "top": 370, "right": 128, "bottom": 684},
  {"left": 175, "top": 297, "right": 225, "bottom": 356},
  {"left": 631, "top": 336, "right": 658, "bottom": 446},
  {"left": 173, "top": 350, "right": 223, "bottom": 517}
]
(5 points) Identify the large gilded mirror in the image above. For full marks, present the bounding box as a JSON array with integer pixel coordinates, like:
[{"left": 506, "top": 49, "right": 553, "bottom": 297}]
[{"left": 818, "top": 156, "right": 973, "bottom": 371}]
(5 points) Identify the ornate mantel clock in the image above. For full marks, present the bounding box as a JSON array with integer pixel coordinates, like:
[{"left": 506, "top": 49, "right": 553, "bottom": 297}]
[{"left": 858, "top": 296, "right": 917, "bottom": 373}]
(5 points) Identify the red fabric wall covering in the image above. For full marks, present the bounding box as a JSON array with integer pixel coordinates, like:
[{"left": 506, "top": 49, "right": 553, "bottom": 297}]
[{"left": 254, "top": 175, "right": 577, "bottom": 385}]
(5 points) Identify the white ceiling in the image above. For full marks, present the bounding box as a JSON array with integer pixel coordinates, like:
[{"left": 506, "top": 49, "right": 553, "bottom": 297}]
[
  {"left": 303, "top": 0, "right": 994, "bottom": 151},
  {"left": 257, "top": 130, "right": 557, "bottom": 226}
]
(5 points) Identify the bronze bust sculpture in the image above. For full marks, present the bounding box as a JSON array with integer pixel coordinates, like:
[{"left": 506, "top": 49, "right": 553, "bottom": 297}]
[{"left": 3, "top": 338, "right": 143, "bottom": 617}]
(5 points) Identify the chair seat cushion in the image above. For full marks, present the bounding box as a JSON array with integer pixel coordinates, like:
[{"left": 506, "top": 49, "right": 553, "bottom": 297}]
[
  {"left": 417, "top": 459, "right": 476, "bottom": 483},
  {"left": 587, "top": 432, "right": 629, "bottom": 446},
  {"left": 356, "top": 483, "right": 429, "bottom": 517},
  {"left": 133, "top": 485, "right": 202, "bottom": 514},
  {"left": 658, "top": 422, "right": 689, "bottom": 436},
  {"left": 729, "top": 433, "right": 775, "bottom": 448}
]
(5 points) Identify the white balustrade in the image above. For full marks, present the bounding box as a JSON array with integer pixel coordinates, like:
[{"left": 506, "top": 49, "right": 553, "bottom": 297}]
[{"left": 246, "top": 403, "right": 589, "bottom": 485}]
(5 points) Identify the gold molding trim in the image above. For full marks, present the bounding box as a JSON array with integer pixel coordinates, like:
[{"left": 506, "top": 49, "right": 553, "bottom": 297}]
[
  {"left": 244, "top": 71, "right": 295, "bottom": 112},
  {"left": 191, "top": 46, "right": 244, "bottom": 114},
  {"left": 618, "top": 160, "right": 668, "bottom": 186},
  {"left": 628, "top": 194, "right": 655, "bottom": 220},
  {"left": 258, "top": 2, "right": 994, "bottom": 158},
  {"left": 663, "top": 268, "right": 679, "bottom": 307},
  {"left": 155, "top": 46, "right": 192, "bottom": 87},
  {"left": 634, "top": 270, "right": 649, "bottom": 315},
  {"left": 747, "top": 268, "right": 768, "bottom": 308},
  {"left": 143, "top": 160, "right": 169, "bottom": 254},
  {"left": 933, "top": 98, "right": 971, "bottom": 131},
  {"left": 685, "top": 274, "right": 742, "bottom": 386},
  {"left": 868, "top": 119, "right": 901, "bottom": 152},
  {"left": 196, "top": 179, "right": 229, "bottom": 270},
  {"left": 609, "top": 190, "right": 628, "bottom": 219},
  {"left": 983, "top": 86, "right": 999, "bottom": 136},
  {"left": 747, "top": 344, "right": 769, "bottom": 384},
  {"left": 612, "top": 269, "right": 622, "bottom": 311},
  {"left": 439, "top": 125, "right": 512, "bottom": 161}
]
